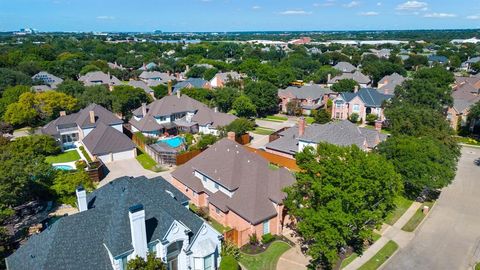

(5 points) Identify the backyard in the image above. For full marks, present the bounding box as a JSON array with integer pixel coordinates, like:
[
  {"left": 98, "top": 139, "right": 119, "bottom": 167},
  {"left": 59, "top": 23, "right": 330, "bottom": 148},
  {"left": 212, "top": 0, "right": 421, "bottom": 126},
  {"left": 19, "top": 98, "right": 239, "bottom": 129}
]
[
  {"left": 239, "top": 241, "right": 291, "bottom": 270},
  {"left": 135, "top": 148, "right": 165, "bottom": 172},
  {"left": 45, "top": 150, "right": 80, "bottom": 164}
]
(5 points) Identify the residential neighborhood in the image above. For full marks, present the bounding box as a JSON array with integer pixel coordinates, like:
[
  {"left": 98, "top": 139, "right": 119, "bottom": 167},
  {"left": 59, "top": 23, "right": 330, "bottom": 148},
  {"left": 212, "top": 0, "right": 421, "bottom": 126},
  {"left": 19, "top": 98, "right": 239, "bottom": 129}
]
[{"left": 1, "top": 3, "right": 480, "bottom": 270}]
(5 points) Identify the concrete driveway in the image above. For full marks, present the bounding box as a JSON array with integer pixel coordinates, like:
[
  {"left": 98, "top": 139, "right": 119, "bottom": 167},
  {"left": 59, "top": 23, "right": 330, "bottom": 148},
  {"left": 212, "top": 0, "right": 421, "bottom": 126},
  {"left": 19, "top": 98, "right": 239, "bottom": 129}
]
[
  {"left": 384, "top": 146, "right": 480, "bottom": 270},
  {"left": 255, "top": 119, "right": 296, "bottom": 130},
  {"left": 98, "top": 158, "right": 175, "bottom": 187}
]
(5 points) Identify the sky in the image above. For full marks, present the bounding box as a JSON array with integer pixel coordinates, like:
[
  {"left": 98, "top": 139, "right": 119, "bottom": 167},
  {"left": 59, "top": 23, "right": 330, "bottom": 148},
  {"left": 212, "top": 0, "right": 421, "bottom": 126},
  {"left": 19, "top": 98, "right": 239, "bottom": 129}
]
[{"left": 1, "top": 0, "right": 480, "bottom": 32}]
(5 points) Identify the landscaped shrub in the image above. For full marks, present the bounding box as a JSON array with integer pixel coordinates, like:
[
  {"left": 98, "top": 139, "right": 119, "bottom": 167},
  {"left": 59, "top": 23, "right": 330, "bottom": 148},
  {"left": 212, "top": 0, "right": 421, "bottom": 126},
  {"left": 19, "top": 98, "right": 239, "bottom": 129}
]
[
  {"left": 79, "top": 146, "right": 93, "bottom": 163},
  {"left": 261, "top": 233, "right": 275, "bottom": 245},
  {"left": 249, "top": 233, "right": 259, "bottom": 245},
  {"left": 222, "top": 241, "right": 241, "bottom": 260},
  {"left": 75, "top": 160, "right": 87, "bottom": 171},
  {"left": 366, "top": 113, "right": 378, "bottom": 124},
  {"left": 349, "top": 112, "right": 359, "bottom": 123},
  {"left": 219, "top": 255, "right": 239, "bottom": 270}
]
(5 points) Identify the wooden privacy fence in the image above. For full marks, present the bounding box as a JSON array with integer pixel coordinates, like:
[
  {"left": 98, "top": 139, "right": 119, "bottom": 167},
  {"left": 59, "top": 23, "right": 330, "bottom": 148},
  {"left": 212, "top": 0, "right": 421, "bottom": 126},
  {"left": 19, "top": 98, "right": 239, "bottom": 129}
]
[
  {"left": 223, "top": 228, "right": 251, "bottom": 247},
  {"left": 235, "top": 133, "right": 251, "bottom": 145},
  {"left": 244, "top": 146, "right": 299, "bottom": 171},
  {"left": 175, "top": 150, "right": 202, "bottom": 165}
]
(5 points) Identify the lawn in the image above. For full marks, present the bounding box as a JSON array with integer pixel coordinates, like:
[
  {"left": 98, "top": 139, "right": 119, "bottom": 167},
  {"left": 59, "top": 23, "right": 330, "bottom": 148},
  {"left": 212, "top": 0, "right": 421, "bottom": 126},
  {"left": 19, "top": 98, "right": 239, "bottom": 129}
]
[
  {"left": 362, "top": 124, "right": 391, "bottom": 135},
  {"left": 340, "top": 232, "right": 382, "bottom": 269},
  {"left": 384, "top": 196, "right": 414, "bottom": 225},
  {"left": 253, "top": 127, "right": 275, "bottom": 135},
  {"left": 261, "top": 115, "right": 287, "bottom": 122},
  {"left": 402, "top": 201, "right": 435, "bottom": 232},
  {"left": 358, "top": 240, "right": 399, "bottom": 270},
  {"left": 306, "top": 116, "right": 315, "bottom": 124},
  {"left": 135, "top": 148, "right": 163, "bottom": 172},
  {"left": 476, "top": 262, "right": 480, "bottom": 270},
  {"left": 456, "top": 136, "right": 480, "bottom": 146},
  {"left": 239, "top": 241, "right": 291, "bottom": 270},
  {"left": 45, "top": 150, "right": 81, "bottom": 164}
]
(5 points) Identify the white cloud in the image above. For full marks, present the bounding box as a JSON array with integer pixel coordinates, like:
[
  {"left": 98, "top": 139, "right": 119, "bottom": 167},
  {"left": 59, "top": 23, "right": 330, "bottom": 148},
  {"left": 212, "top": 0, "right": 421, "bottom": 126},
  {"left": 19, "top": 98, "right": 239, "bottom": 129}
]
[
  {"left": 252, "top": 5, "right": 261, "bottom": 10},
  {"left": 467, "top": 14, "right": 480, "bottom": 20},
  {"left": 314, "top": 0, "right": 336, "bottom": 7},
  {"left": 359, "top": 11, "right": 379, "bottom": 16},
  {"left": 96, "top": 15, "right": 115, "bottom": 20},
  {"left": 279, "top": 10, "right": 312, "bottom": 15},
  {"left": 424, "top": 12, "right": 456, "bottom": 18},
  {"left": 396, "top": 1, "right": 428, "bottom": 11},
  {"left": 343, "top": 1, "right": 359, "bottom": 8},
  {"left": 377, "top": 2, "right": 382, "bottom": 6}
]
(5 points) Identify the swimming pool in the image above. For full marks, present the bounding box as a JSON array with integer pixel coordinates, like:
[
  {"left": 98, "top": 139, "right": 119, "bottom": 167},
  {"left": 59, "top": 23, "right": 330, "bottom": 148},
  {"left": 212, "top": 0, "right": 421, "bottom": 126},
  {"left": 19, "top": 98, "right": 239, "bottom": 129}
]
[
  {"left": 158, "top": 137, "right": 185, "bottom": 148},
  {"left": 53, "top": 165, "right": 75, "bottom": 171}
]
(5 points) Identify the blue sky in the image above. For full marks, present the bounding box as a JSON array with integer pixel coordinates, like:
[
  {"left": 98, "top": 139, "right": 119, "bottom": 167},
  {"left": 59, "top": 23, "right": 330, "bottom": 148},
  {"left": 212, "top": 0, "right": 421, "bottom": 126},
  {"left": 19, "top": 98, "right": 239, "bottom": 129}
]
[{"left": 1, "top": 0, "right": 480, "bottom": 32}]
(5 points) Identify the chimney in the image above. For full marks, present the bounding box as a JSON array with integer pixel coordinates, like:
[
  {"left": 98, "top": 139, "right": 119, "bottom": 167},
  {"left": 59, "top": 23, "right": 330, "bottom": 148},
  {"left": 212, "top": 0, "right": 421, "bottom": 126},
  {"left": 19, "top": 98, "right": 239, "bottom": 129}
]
[
  {"left": 375, "top": 120, "right": 382, "bottom": 131},
  {"left": 354, "top": 85, "right": 359, "bottom": 93},
  {"left": 168, "top": 80, "right": 172, "bottom": 95},
  {"left": 89, "top": 110, "right": 95, "bottom": 124},
  {"left": 327, "top": 73, "right": 331, "bottom": 83},
  {"left": 227, "top": 131, "right": 236, "bottom": 141},
  {"left": 177, "top": 89, "right": 181, "bottom": 98},
  {"left": 59, "top": 111, "right": 66, "bottom": 116},
  {"left": 76, "top": 186, "right": 88, "bottom": 212},
  {"left": 141, "top": 103, "right": 147, "bottom": 116},
  {"left": 298, "top": 117, "right": 305, "bottom": 137},
  {"left": 128, "top": 204, "right": 148, "bottom": 259}
]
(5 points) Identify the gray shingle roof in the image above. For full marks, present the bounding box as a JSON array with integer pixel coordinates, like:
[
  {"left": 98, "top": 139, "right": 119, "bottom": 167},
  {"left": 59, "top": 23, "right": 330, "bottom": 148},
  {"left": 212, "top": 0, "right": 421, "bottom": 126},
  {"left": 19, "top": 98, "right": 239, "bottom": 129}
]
[
  {"left": 172, "top": 138, "right": 295, "bottom": 225},
  {"left": 82, "top": 122, "right": 135, "bottom": 155},
  {"left": 173, "top": 78, "right": 208, "bottom": 93},
  {"left": 378, "top": 73, "right": 406, "bottom": 95},
  {"left": 32, "top": 71, "right": 63, "bottom": 87},
  {"left": 6, "top": 176, "right": 203, "bottom": 270},
  {"left": 328, "top": 71, "right": 371, "bottom": 85},
  {"left": 139, "top": 71, "right": 175, "bottom": 82},
  {"left": 278, "top": 84, "right": 334, "bottom": 100},
  {"left": 341, "top": 88, "right": 393, "bottom": 107},
  {"left": 128, "top": 80, "right": 154, "bottom": 95},
  {"left": 333, "top": 62, "right": 356, "bottom": 73},
  {"left": 78, "top": 71, "right": 121, "bottom": 87}
]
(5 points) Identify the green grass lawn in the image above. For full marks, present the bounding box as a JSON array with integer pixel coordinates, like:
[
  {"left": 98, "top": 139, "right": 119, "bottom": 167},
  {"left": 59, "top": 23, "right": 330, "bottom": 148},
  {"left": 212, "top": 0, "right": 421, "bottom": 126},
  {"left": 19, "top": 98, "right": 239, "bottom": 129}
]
[
  {"left": 402, "top": 201, "right": 435, "bottom": 232},
  {"left": 239, "top": 241, "right": 291, "bottom": 270},
  {"left": 358, "top": 240, "right": 399, "bottom": 270},
  {"left": 306, "top": 116, "right": 315, "bottom": 124},
  {"left": 253, "top": 127, "right": 275, "bottom": 135},
  {"left": 456, "top": 136, "right": 480, "bottom": 146},
  {"left": 384, "top": 196, "right": 414, "bottom": 225},
  {"left": 261, "top": 115, "right": 288, "bottom": 122},
  {"left": 208, "top": 218, "right": 231, "bottom": 233},
  {"left": 361, "top": 124, "right": 391, "bottom": 135},
  {"left": 45, "top": 150, "right": 81, "bottom": 164},
  {"left": 135, "top": 148, "right": 163, "bottom": 172},
  {"left": 475, "top": 262, "right": 480, "bottom": 270},
  {"left": 340, "top": 232, "right": 382, "bottom": 269}
]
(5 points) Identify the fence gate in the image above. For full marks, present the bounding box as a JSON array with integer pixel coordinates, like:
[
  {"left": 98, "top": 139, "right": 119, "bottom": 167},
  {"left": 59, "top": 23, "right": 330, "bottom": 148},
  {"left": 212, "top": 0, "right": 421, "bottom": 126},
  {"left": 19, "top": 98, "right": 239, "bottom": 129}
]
[{"left": 224, "top": 229, "right": 239, "bottom": 246}]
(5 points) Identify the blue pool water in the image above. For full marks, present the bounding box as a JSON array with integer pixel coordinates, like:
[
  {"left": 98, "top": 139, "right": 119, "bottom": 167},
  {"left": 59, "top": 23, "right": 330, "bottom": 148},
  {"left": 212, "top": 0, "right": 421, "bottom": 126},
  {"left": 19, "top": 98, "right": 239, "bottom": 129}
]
[
  {"left": 159, "top": 137, "right": 184, "bottom": 148},
  {"left": 53, "top": 165, "right": 75, "bottom": 171}
]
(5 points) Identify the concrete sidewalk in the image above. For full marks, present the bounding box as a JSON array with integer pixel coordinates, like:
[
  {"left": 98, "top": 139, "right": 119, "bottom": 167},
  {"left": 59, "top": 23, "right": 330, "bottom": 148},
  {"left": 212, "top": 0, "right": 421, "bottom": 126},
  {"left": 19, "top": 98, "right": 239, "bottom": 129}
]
[
  {"left": 277, "top": 228, "right": 310, "bottom": 270},
  {"left": 343, "top": 202, "right": 421, "bottom": 270}
]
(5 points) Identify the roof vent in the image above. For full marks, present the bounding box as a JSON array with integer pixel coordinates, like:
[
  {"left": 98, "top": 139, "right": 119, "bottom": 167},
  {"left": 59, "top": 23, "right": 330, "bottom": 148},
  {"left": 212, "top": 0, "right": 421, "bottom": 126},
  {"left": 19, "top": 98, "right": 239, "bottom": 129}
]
[
  {"left": 227, "top": 148, "right": 230, "bottom": 152},
  {"left": 236, "top": 151, "right": 239, "bottom": 154},
  {"left": 247, "top": 160, "right": 250, "bottom": 163}
]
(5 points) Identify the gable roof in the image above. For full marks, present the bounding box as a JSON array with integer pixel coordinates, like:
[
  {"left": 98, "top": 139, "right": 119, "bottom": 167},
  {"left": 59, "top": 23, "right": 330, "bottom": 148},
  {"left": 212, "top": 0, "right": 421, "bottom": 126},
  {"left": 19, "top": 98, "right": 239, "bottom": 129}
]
[
  {"left": 278, "top": 84, "right": 334, "bottom": 100},
  {"left": 32, "top": 71, "right": 63, "bottom": 87},
  {"left": 172, "top": 139, "right": 295, "bottom": 225},
  {"left": 333, "top": 62, "right": 356, "bottom": 73},
  {"left": 82, "top": 123, "right": 135, "bottom": 155},
  {"left": 6, "top": 176, "right": 204, "bottom": 270},
  {"left": 128, "top": 80, "right": 154, "bottom": 95},
  {"left": 139, "top": 71, "right": 175, "bottom": 82},
  {"left": 213, "top": 71, "right": 242, "bottom": 82},
  {"left": 328, "top": 70, "right": 371, "bottom": 84},
  {"left": 340, "top": 88, "right": 393, "bottom": 107},
  {"left": 173, "top": 78, "right": 208, "bottom": 93},
  {"left": 78, "top": 71, "right": 121, "bottom": 87},
  {"left": 377, "top": 73, "right": 406, "bottom": 95}
]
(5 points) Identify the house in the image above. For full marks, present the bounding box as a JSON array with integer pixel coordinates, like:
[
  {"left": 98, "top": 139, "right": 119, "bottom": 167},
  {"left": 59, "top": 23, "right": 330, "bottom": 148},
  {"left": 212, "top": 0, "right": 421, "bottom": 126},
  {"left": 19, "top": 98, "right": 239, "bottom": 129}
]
[
  {"left": 5, "top": 176, "right": 222, "bottom": 270},
  {"left": 365, "top": 48, "right": 391, "bottom": 59},
  {"left": 139, "top": 71, "right": 176, "bottom": 84},
  {"left": 428, "top": 55, "right": 449, "bottom": 66},
  {"left": 327, "top": 70, "right": 371, "bottom": 88},
  {"left": 108, "top": 62, "right": 126, "bottom": 70},
  {"left": 78, "top": 71, "right": 122, "bottom": 90},
  {"left": 333, "top": 62, "right": 356, "bottom": 73},
  {"left": 32, "top": 71, "right": 63, "bottom": 89},
  {"left": 278, "top": 84, "right": 336, "bottom": 115},
  {"left": 128, "top": 80, "right": 155, "bottom": 98},
  {"left": 209, "top": 72, "right": 242, "bottom": 88},
  {"left": 138, "top": 62, "right": 158, "bottom": 71},
  {"left": 377, "top": 73, "right": 406, "bottom": 95},
  {"left": 171, "top": 136, "right": 295, "bottom": 246},
  {"left": 41, "top": 104, "right": 136, "bottom": 163},
  {"left": 173, "top": 78, "right": 211, "bottom": 93},
  {"left": 461, "top": 57, "right": 480, "bottom": 72},
  {"left": 447, "top": 77, "right": 480, "bottom": 130},
  {"left": 130, "top": 92, "right": 236, "bottom": 137},
  {"left": 265, "top": 119, "right": 387, "bottom": 159},
  {"left": 331, "top": 88, "right": 393, "bottom": 122}
]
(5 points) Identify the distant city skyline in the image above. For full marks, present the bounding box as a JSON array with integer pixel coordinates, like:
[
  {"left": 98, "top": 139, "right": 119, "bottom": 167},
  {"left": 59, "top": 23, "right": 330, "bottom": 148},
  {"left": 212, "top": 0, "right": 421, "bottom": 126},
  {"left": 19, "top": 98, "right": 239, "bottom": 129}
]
[{"left": 1, "top": 0, "right": 480, "bottom": 32}]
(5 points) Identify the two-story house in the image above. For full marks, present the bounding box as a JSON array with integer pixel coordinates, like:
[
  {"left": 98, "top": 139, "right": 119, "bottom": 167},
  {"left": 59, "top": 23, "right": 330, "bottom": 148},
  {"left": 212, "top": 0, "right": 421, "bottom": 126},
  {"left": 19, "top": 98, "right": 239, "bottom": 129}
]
[
  {"left": 129, "top": 92, "right": 236, "bottom": 137},
  {"left": 265, "top": 119, "right": 387, "bottom": 159},
  {"left": 41, "top": 104, "right": 136, "bottom": 163},
  {"left": 327, "top": 70, "right": 371, "bottom": 88},
  {"left": 447, "top": 76, "right": 480, "bottom": 130},
  {"left": 377, "top": 73, "right": 406, "bottom": 95},
  {"left": 5, "top": 176, "right": 222, "bottom": 270},
  {"left": 278, "top": 84, "right": 336, "bottom": 115},
  {"left": 331, "top": 88, "right": 393, "bottom": 123},
  {"left": 171, "top": 136, "right": 295, "bottom": 246},
  {"left": 78, "top": 71, "right": 122, "bottom": 90},
  {"left": 209, "top": 72, "right": 242, "bottom": 88}
]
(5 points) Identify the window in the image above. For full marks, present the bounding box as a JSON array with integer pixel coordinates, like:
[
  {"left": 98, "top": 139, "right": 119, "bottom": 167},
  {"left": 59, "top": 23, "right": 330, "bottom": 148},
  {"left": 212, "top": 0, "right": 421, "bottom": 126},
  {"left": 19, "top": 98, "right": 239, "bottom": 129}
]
[
  {"left": 215, "top": 207, "right": 220, "bottom": 214},
  {"left": 202, "top": 176, "right": 207, "bottom": 182},
  {"left": 353, "top": 104, "right": 360, "bottom": 112},
  {"left": 214, "top": 183, "right": 219, "bottom": 189},
  {"left": 335, "top": 101, "right": 343, "bottom": 108},
  {"left": 204, "top": 253, "right": 214, "bottom": 270},
  {"left": 121, "top": 256, "right": 128, "bottom": 270},
  {"left": 263, "top": 220, "right": 270, "bottom": 235},
  {"left": 148, "top": 243, "right": 156, "bottom": 256}
]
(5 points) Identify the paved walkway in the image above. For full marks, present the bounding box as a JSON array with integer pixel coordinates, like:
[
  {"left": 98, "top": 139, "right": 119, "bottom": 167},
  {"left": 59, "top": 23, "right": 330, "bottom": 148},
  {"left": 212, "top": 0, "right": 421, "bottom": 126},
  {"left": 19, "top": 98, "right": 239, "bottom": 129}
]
[
  {"left": 277, "top": 228, "right": 310, "bottom": 270},
  {"left": 343, "top": 202, "right": 422, "bottom": 270},
  {"left": 384, "top": 146, "right": 480, "bottom": 270},
  {"left": 248, "top": 133, "right": 270, "bottom": 149}
]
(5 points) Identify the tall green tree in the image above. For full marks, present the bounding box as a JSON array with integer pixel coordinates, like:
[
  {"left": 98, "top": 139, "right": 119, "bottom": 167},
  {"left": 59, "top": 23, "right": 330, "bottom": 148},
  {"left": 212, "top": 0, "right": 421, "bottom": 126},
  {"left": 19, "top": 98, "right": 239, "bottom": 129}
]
[
  {"left": 51, "top": 171, "right": 94, "bottom": 206},
  {"left": 244, "top": 81, "right": 278, "bottom": 117},
  {"left": 284, "top": 143, "right": 402, "bottom": 268},
  {"left": 331, "top": 79, "right": 359, "bottom": 93},
  {"left": 0, "top": 85, "right": 31, "bottom": 116},
  {"left": 127, "top": 252, "right": 166, "bottom": 270},
  {"left": 56, "top": 80, "right": 86, "bottom": 97},
  {"left": 214, "top": 87, "right": 240, "bottom": 112},
  {"left": 78, "top": 85, "right": 112, "bottom": 110},
  {"left": 232, "top": 95, "right": 257, "bottom": 118},
  {"left": 111, "top": 85, "right": 150, "bottom": 118}
]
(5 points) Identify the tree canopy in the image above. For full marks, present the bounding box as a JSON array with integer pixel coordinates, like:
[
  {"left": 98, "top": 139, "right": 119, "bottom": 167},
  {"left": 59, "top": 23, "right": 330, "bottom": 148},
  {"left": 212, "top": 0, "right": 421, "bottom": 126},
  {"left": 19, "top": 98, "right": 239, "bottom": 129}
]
[
  {"left": 244, "top": 81, "right": 278, "bottom": 117},
  {"left": 111, "top": 85, "right": 150, "bottom": 118},
  {"left": 331, "top": 79, "right": 359, "bottom": 93},
  {"left": 232, "top": 95, "right": 256, "bottom": 118}
]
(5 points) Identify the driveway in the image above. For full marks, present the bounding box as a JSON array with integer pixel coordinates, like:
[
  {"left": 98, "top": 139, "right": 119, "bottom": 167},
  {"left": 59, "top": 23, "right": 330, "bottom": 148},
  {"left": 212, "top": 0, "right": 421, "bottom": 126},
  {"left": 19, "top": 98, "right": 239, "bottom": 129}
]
[
  {"left": 277, "top": 228, "right": 310, "bottom": 270},
  {"left": 384, "top": 146, "right": 480, "bottom": 270},
  {"left": 98, "top": 158, "right": 175, "bottom": 187},
  {"left": 255, "top": 119, "right": 296, "bottom": 131}
]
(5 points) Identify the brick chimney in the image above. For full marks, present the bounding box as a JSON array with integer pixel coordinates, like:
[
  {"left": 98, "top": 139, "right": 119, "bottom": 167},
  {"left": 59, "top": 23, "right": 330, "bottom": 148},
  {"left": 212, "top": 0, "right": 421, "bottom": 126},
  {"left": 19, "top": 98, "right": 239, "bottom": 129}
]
[
  {"left": 168, "top": 80, "right": 172, "bottom": 95},
  {"left": 59, "top": 111, "right": 66, "bottom": 116},
  {"left": 375, "top": 120, "right": 382, "bottom": 131},
  {"left": 89, "top": 110, "right": 95, "bottom": 124},
  {"left": 298, "top": 117, "right": 305, "bottom": 137},
  {"left": 227, "top": 131, "right": 236, "bottom": 141},
  {"left": 141, "top": 103, "right": 147, "bottom": 116}
]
